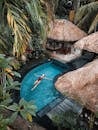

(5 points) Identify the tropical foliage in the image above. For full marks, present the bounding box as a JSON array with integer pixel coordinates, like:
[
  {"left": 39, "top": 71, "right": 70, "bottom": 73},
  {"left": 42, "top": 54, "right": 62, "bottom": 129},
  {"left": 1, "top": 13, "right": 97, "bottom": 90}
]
[
  {"left": 0, "top": 0, "right": 97, "bottom": 130},
  {"left": 0, "top": 0, "right": 57, "bottom": 59},
  {"left": 0, "top": 114, "right": 10, "bottom": 130},
  {"left": 52, "top": 110, "right": 79, "bottom": 130},
  {"left": 0, "top": 54, "right": 20, "bottom": 105},
  {"left": 74, "top": 1, "right": 98, "bottom": 32},
  {"left": 0, "top": 54, "right": 36, "bottom": 129},
  {"left": 52, "top": 110, "right": 92, "bottom": 130},
  {"left": 7, "top": 98, "right": 36, "bottom": 121},
  {"left": 0, "top": 0, "right": 59, "bottom": 129}
]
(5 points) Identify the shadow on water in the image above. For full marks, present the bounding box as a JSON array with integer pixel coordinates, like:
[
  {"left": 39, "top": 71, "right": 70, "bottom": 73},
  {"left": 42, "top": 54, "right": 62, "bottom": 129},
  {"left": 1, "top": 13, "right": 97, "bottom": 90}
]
[{"left": 54, "top": 50, "right": 96, "bottom": 82}]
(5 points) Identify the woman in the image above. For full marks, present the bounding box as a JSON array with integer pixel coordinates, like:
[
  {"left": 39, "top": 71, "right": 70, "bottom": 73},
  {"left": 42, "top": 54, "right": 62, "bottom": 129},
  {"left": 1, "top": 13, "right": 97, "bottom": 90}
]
[{"left": 31, "top": 74, "right": 45, "bottom": 91}]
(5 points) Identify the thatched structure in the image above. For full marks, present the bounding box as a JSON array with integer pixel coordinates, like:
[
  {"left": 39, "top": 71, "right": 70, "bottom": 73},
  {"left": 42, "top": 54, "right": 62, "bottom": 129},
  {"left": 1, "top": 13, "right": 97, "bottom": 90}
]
[
  {"left": 74, "top": 32, "right": 98, "bottom": 53},
  {"left": 55, "top": 59, "right": 98, "bottom": 113},
  {"left": 48, "top": 19, "right": 87, "bottom": 41}
]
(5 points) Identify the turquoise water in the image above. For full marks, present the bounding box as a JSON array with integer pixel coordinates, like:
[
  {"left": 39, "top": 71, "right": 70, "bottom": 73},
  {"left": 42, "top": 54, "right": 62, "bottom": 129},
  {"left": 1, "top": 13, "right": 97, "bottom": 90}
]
[{"left": 20, "top": 61, "right": 67, "bottom": 111}]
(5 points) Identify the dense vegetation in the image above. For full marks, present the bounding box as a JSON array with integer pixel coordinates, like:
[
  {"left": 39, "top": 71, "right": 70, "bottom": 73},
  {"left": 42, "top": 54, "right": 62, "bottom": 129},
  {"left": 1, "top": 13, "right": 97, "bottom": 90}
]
[
  {"left": 0, "top": 0, "right": 98, "bottom": 130},
  {"left": 0, "top": 0, "right": 59, "bottom": 129}
]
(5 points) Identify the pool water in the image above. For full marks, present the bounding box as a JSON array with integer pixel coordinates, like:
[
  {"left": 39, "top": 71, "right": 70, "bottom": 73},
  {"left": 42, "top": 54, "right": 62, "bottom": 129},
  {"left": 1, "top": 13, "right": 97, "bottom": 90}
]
[{"left": 20, "top": 61, "right": 68, "bottom": 111}]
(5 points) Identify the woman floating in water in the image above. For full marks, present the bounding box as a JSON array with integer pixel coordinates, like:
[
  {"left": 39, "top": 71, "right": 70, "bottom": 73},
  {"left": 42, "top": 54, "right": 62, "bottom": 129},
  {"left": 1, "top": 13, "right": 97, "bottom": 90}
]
[{"left": 31, "top": 74, "right": 45, "bottom": 91}]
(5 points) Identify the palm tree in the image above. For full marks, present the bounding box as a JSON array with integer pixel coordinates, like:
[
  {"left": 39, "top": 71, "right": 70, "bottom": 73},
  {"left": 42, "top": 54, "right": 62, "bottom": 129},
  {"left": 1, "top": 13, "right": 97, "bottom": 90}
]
[{"left": 0, "top": 0, "right": 58, "bottom": 59}]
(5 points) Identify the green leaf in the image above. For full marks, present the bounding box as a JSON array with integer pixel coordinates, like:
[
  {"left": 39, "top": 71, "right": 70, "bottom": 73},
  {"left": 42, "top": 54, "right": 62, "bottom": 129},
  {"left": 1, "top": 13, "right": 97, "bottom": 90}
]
[
  {"left": 6, "top": 57, "right": 14, "bottom": 62},
  {"left": 0, "top": 114, "right": 10, "bottom": 130},
  {"left": 6, "top": 80, "right": 20, "bottom": 90},
  {"left": 26, "top": 105, "right": 37, "bottom": 116},
  {"left": 18, "top": 99, "right": 36, "bottom": 118},
  {"left": 0, "top": 98, "right": 12, "bottom": 106},
  {"left": 13, "top": 71, "right": 21, "bottom": 77},
  {"left": 20, "top": 110, "right": 27, "bottom": 120},
  {"left": 19, "top": 98, "right": 27, "bottom": 106},
  {"left": 95, "top": 112, "right": 98, "bottom": 118},
  {"left": 7, "top": 103, "right": 18, "bottom": 111},
  {"left": 9, "top": 112, "right": 18, "bottom": 123},
  {"left": 0, "top": 54, "right": 5, "bottom": 58}
]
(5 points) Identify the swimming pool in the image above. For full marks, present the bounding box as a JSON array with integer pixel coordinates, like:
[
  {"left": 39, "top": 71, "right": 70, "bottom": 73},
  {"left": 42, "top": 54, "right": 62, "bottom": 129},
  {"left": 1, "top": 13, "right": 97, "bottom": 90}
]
[{"left": 20, "top": 60, "right": 69, "bottom": 111}]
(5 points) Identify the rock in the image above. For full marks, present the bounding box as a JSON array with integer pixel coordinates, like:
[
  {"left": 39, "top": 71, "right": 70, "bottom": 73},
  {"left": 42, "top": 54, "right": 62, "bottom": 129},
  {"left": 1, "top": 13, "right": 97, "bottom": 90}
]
[
  {"left": 48, "top": 19, "right": 87, "bottom": 41},
  {"left": 71, "top": 51, "right": 95, "bottom": 69},
  {"left": 74, "top": 32, "right": 98, "bottom": 53},
  {"left": 0, "top": 110, "right": 46, "bottom": 130},
  {"left": 55, "top": 59, "right": 98, "bottom": 112},
  {"left": 10, "top": 116, "right": 46, "bottom": 130}
]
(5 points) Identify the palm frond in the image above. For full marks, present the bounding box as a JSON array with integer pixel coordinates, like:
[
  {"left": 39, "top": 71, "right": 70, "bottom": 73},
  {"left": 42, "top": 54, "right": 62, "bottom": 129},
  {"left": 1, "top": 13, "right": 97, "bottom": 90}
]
[
  {"left": 74, "top": 2, "right": 98, "bottom": 32},
  {"left": 74, "top": 2, "right": 98, "bottom": 25},
  {"left": 24, "top": 0, "right": 47, "bottom": 43},
  {"left": 0, "top": 33, "right": 12, "bottom": 55},
  {"left": 7, "top": 3, "right": 32, "bottom": 58},
  {"left": 88, "top": 13, "right": 98, "bottom": 33},
  {"left": 1, "top": 0, "right": 58, "bottom": 58},
  {"left": 0, "top": 36, "right": 7, "bottom": 50},
  {"left": 0, "top": 0, "right": 4, "bottom": 24}
]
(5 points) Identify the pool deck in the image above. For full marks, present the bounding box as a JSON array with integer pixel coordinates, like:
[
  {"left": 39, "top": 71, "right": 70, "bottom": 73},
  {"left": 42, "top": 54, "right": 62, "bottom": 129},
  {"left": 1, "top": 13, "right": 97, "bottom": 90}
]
[{"left": 37, "top": 95, "right": 82, "bottom": 118}]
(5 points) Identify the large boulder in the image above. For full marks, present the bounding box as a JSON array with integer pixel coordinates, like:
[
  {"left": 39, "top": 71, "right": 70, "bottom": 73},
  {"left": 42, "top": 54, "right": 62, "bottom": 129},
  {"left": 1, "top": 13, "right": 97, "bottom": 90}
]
[
  {"left": 74, "top": 32, "right": 98, "bottom": 53},
  {"left": 48, "top": 19, "right": 87, "bottom": 41},
  {"left": 55, "top": 59, "right": 98, "bottom": 112}
]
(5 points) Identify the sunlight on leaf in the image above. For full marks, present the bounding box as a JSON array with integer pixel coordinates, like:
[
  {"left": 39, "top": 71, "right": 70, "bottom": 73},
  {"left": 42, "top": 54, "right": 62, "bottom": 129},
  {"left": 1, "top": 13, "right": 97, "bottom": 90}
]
[
  {"left": 26, "top": 113, "right": 33, "bottom": 122},
  {"left": 7, "top": 4, "right": 32, "bottom": 58},
  {"left": 7, "top": 103, "right": 18, "bottom": 111}
]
